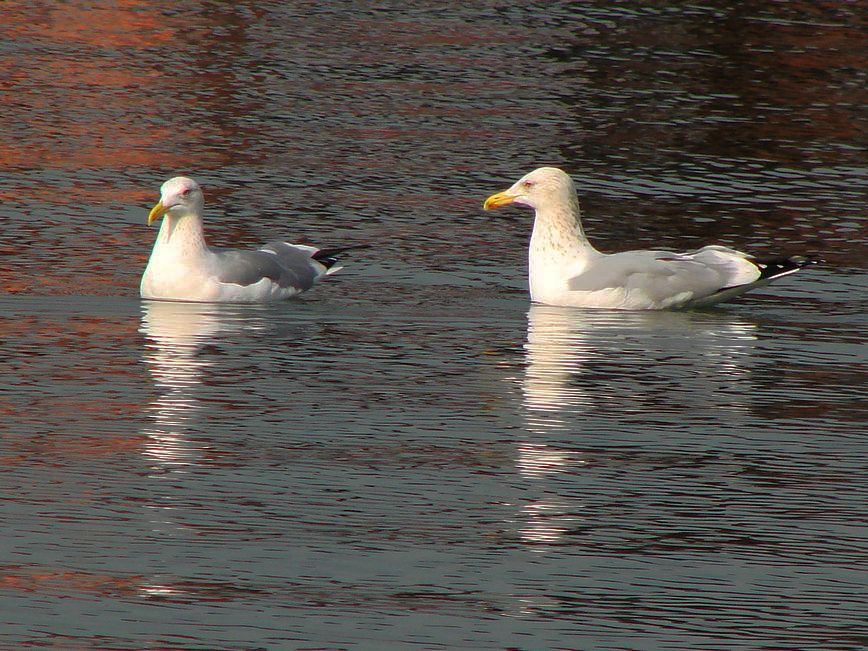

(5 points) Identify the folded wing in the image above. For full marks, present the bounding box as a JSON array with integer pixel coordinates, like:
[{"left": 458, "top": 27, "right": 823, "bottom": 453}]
[
  {"left": 213, "top": 242, "right": 324, "bottom": 290},
  {"left": 568, "top": 245, "right": 762, "bottom": 306}
]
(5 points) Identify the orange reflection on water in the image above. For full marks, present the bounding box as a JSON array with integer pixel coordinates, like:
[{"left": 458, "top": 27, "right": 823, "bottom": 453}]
[
  {"left": 2, "top": 0, "right": 175, "bottom": 49},
  {"left": 0, "top": 433, "right": 147, "bottom": 467},
  {"left": 0, "top": 564, "right": 144, "bottom": 597},
  {"left": 0, "top": 1, "right": 230, "bottom": 175},
  {"left": 0, "top": 563, "right": 260, "bottom": 603}
]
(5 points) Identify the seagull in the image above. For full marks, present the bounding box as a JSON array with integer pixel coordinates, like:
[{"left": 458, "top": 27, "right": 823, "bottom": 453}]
[
  {"left": 483, "top": 167, "right": 817, "bottom": 310},
  {"left": 140, "top": 177, "right": 366, "bottom": 303}
]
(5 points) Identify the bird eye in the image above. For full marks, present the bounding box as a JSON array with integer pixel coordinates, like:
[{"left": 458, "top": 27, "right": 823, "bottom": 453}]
[
  {"left": 181, "top": 188, "right": 191, "bottom": 196},
  {"left": 523, "top": 180, "right": 535, "bottom": 188}
]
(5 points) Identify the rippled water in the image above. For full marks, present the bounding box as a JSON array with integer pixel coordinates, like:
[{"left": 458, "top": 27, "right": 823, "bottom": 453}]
[{"left": 1, "top": 1, "right": 866, "bottom": 649}]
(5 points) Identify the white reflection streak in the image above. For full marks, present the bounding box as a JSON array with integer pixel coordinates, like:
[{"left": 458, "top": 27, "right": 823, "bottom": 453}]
[
  {"left": 521, "top": 305, "right": 594, "bottom": 477},
  {"left": 517, "top": 306, "right": 593, "bottom": 547},
  {"left": 516, "top": 305, "right": 758, "bottom": 547},
  {"left": 139, "top": 301, "right": 231, "bottom": 472},
  {"left": 139, "top": 582, "right": 183, "bottom": 597}
]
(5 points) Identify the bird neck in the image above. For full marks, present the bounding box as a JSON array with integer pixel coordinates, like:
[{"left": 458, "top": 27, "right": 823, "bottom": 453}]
[
  {"left": 529, "top": 197, "right": 594, "bottom": 261},
  {"left": 155, "top": 212, "right": 208, "bottom": 255},
  {"left": 526, "top": 198, "right": 597, "bottom": 303}
]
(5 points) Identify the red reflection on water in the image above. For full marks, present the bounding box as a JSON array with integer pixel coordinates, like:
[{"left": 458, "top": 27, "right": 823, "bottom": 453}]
[
  {"left": 342, "top": 18, "right": 526, "bottom": 48},
  {"left": 0, "top": 563, "right": 265, "bottom": 604},
  {"left": 0, "top": 1, "right": 274, "bottom": 295},
  {"left": 2, "top": 1, "right": 175, "bottom": 49},
  {"left": 0, "top": 1, "right": 236, "bottom": 176},
  {"left": 1, "top": 313, "right": 147, "bottom": 446},
  {"left": 0, "top": 564, "right": 143, "bottom": 597},
  {"left": 2, "top": 434, "right": 147, "bottom": 469}
]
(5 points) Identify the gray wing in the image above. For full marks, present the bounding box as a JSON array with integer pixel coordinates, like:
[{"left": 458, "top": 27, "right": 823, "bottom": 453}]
[
  {"left": 212, "top": 242, "right": 322, "bottom": 290},
  {"left": 568, "top": 247, "right": 760, "bottom": 301}
]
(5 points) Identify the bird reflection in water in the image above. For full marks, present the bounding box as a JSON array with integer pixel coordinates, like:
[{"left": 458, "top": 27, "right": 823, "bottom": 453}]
[
  {"left": 517, "top": 304, "right": 758, "bottom": 547},
  {"left": 137, "top": 300, "right": 274, "bottom": 599},
  {"left": 138, "top": 300, "right": 263, "bottom": 474}
]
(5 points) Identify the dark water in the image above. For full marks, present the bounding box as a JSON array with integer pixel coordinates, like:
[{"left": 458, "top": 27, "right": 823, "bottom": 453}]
[{"left": 1, "top": 2, "right": 866, "bottom": 649}]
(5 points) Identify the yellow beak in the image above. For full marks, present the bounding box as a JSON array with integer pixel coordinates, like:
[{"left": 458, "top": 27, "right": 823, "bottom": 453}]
[
  {"left": 148, "top": 201, "right": 168, "bottom": 225},
  {"left": 483, "top": 190, "right": 517, "bottom": 211}
]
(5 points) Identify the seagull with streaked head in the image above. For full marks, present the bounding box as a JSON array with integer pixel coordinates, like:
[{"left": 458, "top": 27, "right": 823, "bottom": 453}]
[{"left": 483, "top": 166, "right": 817, "bottom": 310}]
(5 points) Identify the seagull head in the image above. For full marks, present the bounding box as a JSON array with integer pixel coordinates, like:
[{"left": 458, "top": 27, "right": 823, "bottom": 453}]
[
  {"left": 483, "top": 167, "right": 576, "bottom": 212},
  {"left": 148, "top": 176, "right": 205, "bottom": 225}
]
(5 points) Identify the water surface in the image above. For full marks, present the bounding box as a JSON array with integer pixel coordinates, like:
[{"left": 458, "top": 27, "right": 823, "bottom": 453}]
[{"left": 1, "top": 1, "right": 866, "bottom": 649}]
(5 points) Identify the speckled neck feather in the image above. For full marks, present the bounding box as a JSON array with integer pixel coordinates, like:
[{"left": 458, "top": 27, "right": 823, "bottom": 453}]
[{"left": 530, "top": 194, "right": 594, "bottom": 260}]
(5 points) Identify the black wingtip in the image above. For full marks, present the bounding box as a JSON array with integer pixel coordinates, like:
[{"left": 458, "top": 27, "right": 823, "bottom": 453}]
[
  {"left": 755, "top": 253, "right": 821, "bottom": 281},
  {"left": 311, "top": 244, "right": 372, "bottom": 269}
]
